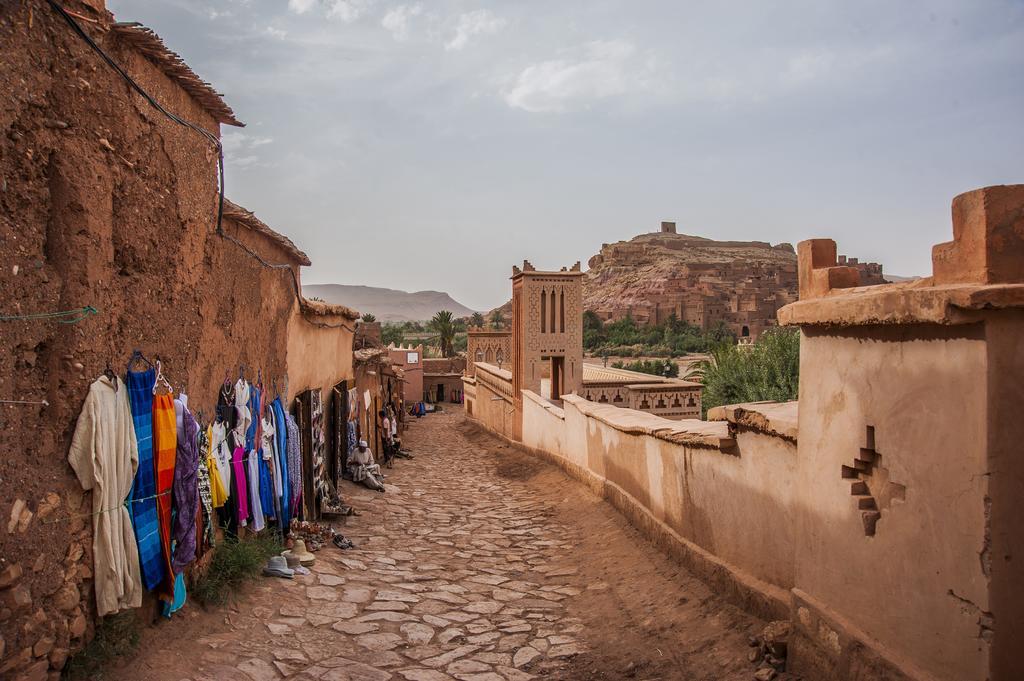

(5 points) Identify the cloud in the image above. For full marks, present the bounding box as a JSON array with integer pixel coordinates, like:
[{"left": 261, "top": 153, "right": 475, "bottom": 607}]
[
  {"left": 287, "top": 0, "right": 316, "bottom": 13},
  {"left": 223, "top": 132, "right": 274, "bottom": 169},
  {"left": 502, "top": 40, "right": 656, "bottom": 113},
  {"left": 382, "top": 4, "right": 422, "bottom": 42},
  {"left": 286, "top": 0, "right": 374, "bottom": 22},
  {"left": 326, "top": 0, "right": 374, "bottom": 23},
  {"left": 445, "top": 9, "right": 505, "bottom": 51},
  {"left": 264, "top": 26, "right": 288, "bottom": 40}
]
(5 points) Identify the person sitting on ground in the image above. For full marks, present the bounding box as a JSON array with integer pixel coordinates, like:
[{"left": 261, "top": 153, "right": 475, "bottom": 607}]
[{"left": 349, "top": 439, "right": 385, "bottom": 492}]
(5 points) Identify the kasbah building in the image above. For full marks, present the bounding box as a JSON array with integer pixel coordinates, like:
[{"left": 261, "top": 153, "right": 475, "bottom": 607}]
[{"left": 1, "top": 2, "right": 1023, "bottom": 681}]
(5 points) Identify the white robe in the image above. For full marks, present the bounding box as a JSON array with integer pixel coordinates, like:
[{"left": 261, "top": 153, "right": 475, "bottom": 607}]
[{"left": 68, "top": 376, "right": 143, "bottom": 616}]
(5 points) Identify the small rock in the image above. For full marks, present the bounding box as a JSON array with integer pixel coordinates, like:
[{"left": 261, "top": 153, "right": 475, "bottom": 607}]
[
  {"left": 49, "top": 647, "right": 69, "bottom": 670},
  {"left": 53, "top": 584, "right": 79, "bottom": 612},
  {"left": 33, "top": 635, "right": 54, "bottom": 657},
  {"left": 69, "top": 613, "right": 87, "bottom": 638},
  {"left": 512, "top": 647, "right": 540, "bottom": 669},
  {"left": 753, "top": 668, "right": 777, "bottom": 681},
  {"left": 0, "top": 564, "right": 23, "bottom": 589},
  {"left": 747, "top": 648, "right": 761, "bottom": 663},
  {"left": 5, "top": 585, "right": 31, "bottom": 611},
  {"left": 8, "top": 499, "right": 27, "bottom": 533}
]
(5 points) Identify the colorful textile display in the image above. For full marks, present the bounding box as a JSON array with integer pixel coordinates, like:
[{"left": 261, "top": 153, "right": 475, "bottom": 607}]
[
  {"left": 152, "top": 392, "right": 177, "bottom": 600},
  {"left": 196, "top": 426, "right": 216, "bottom": 545},
  {"left": 126, "top": 368, "right": 165, "bottom": 591},
  {"left": 68, "top": 375, "right": 143, "bottom": 616},
  {"left": 205, "top": 424, "right": 228, "bottom": 509},
  {"left": 231, "top": 446, "right": 249, "bottom": 524},
  {"left": 285, "top": 411, "right": 302, "bottom": 518},
  {"left": 272, "top": 398, "right": 291, "bottom": 534},
  {"left": 171, "top": 399, "right": 199, "bottom": 573}
]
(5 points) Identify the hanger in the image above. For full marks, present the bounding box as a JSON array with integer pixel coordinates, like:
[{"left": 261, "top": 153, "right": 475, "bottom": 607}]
[
  {"left": 152, "top": 358, "right": 173, "bottom": 396},
  {"left": 239, "top": 364, "right": 245, "bottom": 382},
  {"left": 257, "top": 367, "right": 262, "bottom": 389},
  {"left": 103, "top": 359, "right": 118, "bottom": 391},
  {"left": 126, "top": 349, "right": 153, "bottom": 373}
]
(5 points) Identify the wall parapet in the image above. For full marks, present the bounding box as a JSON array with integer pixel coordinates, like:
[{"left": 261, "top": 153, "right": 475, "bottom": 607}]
[
  {"left": 707, "top": 401, "right": 798, "bottom": 442},
  {"left": 563, "top": 394, "right": 734, "bottom": 450},
  {"left": 475, "top": 362, "right": 513, "bottom": 403},
  {"left": 522, "top": 389, "right": 565, "bottom": 420}
]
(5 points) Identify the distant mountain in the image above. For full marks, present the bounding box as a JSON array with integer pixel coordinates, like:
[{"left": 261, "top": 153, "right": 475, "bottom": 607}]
[{"left": 303, "top": 284, "right": 476, "bottom": 322}]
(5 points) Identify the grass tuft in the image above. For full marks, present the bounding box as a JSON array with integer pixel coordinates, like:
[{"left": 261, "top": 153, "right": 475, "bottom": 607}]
[
  {"left": 191, "top": 532, "right": 282, "bottom": 607},
  {"left": 63, "top": 611, "right": 140, "bottom": 680}
]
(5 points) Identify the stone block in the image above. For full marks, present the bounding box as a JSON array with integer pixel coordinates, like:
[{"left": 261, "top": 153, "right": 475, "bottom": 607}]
[
  {"left": 933, "top": 184, "right": 1024, "bottom": 285},
  {"left": 0, "top": 564, "right": 23, "bottom": 589},
  {"left": 797, "top": 239, "right": 860, "bottom": 300}
]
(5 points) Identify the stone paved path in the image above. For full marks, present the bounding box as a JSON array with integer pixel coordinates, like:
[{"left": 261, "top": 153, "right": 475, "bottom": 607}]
[{"left": 112, "top": 411, "right": 763, "bottom": 681}]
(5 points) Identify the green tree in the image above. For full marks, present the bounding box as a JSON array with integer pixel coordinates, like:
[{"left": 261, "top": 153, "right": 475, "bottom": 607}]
[
  {"left": 489, "top": 309, "right": 505, "bottom": 329},
  {"left": 360, "top": 313, "right": 377, "bottom": 323},
  {"left": 429, "top": 310, "right": 457, "bottom": 358},
  {"left": 696, "top": 327, "right": 800, "bottom": 417},
  {"left": 470, "top": 312, "right": 485, "bottom": 327},
  {"left": 382, "top": 323, "right": 404, "bottom": 347}
]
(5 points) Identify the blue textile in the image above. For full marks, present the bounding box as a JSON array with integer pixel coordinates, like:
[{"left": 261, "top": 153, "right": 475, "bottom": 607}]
[
  {"left": 126, "top": 368, "right": 165, "bottom": 591},
  {"left": 259, "top": 455, "right": 275, "bottom": 519},
  {"left": 272, "top": 398, "right": 291, "bottom": 533},
  {"left": 246, "top": 387, "right": 259, "bottom": 452}
]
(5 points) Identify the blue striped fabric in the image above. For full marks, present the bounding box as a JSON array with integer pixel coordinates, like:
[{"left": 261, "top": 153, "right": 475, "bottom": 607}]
[{"left": 126, "top": 368, "right": 165, "bottom": 591}]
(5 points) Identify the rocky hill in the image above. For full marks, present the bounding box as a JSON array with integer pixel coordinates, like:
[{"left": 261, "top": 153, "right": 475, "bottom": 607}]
[
  {"left": 303, "top": 284, "right": 476, "bottom": 322},
  {"left": 490, "top": 225, "right": 885, "bottom": 339}
]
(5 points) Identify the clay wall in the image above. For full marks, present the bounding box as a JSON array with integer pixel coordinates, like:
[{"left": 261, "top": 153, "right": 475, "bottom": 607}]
[{"left": 0, "top": 2, "right": 353, "bottom": 676}]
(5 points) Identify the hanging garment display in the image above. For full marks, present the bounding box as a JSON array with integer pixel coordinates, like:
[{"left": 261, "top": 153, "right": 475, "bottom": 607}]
[
  {"left": 260, "top": 414, "right": 279, "bottom": 520},
  {"left": 205, "top": 424, "right": 227, "bottom": 509},
  {"left": 231, "top": 445, "right": 249, "bottom": 525},
  {"left": 272, "top": 397, "right": 291, "bottom": 533},
  {"left": 170, "top": 397, "right": 199, "bottom": 572},
  {"left": 196, "top": 426, "right": 216, "bottom": 546},
  {"left": 152, "top": 391, "right": 177, "bottom": 601},
  {"left": 68, "top": 375, "right": 143, "bottom": 617},
  {"left": 126, "top": 367, "right": 165, "bottom": 591},
  {"left": 285, "top": 411, "right": 302, "bottom": 518},
  {"left": 244, "top": 384, "right": 265, "bottom": 531}
]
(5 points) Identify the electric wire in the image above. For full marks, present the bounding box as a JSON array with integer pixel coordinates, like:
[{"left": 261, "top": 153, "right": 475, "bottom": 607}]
[{"left": 45, "top": 3, "right": 354, "bottom": 332}]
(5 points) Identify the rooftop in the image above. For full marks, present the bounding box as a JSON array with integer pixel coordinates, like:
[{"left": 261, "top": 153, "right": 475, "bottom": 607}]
[
  {"left": 222, "top": 198, "right": 311, "bottom": 266},
  {"left": 582, "top": 363, "right": 701, "bottom": 388},
  {"left": 111, "top": 22, "right": 243, "bottom": 127}
]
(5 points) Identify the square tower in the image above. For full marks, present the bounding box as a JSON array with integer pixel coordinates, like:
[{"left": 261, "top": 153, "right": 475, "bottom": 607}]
[{"left": 511, "top": 261, "right": 584, "bottom": 408}]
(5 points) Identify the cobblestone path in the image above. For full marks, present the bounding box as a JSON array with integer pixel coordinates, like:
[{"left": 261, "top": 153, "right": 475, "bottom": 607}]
[{"left": 113, "top": 411, "right": 762, "bottom": 681}]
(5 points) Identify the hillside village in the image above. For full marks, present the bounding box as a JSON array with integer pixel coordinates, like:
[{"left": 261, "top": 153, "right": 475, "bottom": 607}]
[{"left": 1, "top": 2, "right": 1022, "bottom": 681}]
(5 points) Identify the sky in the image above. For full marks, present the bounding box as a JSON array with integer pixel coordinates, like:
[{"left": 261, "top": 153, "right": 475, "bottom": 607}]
[{"left": 106, "top": 0, "right": 1024, "bottom": 312}]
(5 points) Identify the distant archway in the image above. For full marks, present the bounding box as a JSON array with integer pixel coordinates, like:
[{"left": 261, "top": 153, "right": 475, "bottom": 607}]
[{"left": 741, "top": 325, "right": 750, "bottom": 337}]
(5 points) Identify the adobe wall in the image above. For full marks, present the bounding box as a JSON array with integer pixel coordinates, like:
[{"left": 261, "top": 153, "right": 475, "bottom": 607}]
[
  {"left": 0, "top": 2, "right": 347, "bottom": 676},
  {"left": 519, "top": 393, "right": 797, "bottom": 620},
  {"left": 791, "top": 324, "right": 991, "bottom": 681},
  {"left": 465, "top": 364, "right": 517, "bottom": 441},
  {"left": 285, "top": 305, "right": 357, "bottom": 405}
]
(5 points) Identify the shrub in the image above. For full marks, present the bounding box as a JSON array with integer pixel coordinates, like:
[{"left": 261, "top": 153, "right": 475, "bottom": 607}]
[
  {"left": 192, "top": 533, "right": 282, "bottom": 607},
  {"left": 697, "top": 327, "right": 800, "bottom": 416}
]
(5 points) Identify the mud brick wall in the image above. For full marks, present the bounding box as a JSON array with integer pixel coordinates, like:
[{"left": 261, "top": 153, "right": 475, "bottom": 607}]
[{"left": 0, "top": 2, "right": 303, "bottom": 676}]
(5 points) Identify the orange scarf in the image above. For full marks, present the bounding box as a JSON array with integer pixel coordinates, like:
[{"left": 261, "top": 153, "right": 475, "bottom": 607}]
[{"left": 152, "top": 392, "right": 177, "bottom": 602}]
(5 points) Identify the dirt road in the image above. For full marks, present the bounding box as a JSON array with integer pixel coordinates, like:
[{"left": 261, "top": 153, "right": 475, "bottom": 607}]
[{"left": 111, "top": 411, "right": 766, "bottom": 681}]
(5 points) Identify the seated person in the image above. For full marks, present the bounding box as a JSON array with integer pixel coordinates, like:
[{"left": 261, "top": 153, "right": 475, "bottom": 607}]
[{"left": 348, "top": 439, "right": 385, "bottom": 492}]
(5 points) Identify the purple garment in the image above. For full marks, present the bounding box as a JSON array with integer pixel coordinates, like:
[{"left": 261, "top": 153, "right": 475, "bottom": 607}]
[
  {"left": 170, "top": 407, "right": 199, "bottom": 573},
  {"left": 285, "top": 413, "right": 302, "bottom": 517}
]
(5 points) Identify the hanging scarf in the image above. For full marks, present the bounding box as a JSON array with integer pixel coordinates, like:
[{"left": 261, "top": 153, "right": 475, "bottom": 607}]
[
  {"left": 285, "top": 412, "right": 303, "bottom": 518},
  {"left": 126, "top": 368, "right": 165, "bottom": 592},
  {"left": 151, "top": 392, "right": 177, "bottom": 602},
  {"left": 272, "top": 398, "right": 291, "bottom": 533},
  {"left": 196, "top": 426, "right": 216, "bottom": 546}
]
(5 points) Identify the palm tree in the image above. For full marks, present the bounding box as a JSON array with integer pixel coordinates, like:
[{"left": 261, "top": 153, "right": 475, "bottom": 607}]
[
  {"left": 469, "top": 312, "right": 485, "bottom": 328},
  {"left": 429, "top": 310, "right": 456, "bottom": 358},
  {"left": 696, "top": 327, "right": 799, "bottom": 417},
  {"left": 360, "top": 313, "right": 377, "bottom": 323},
  {"left": 489, "top": 309, "right": 505, "bottom": 330}
]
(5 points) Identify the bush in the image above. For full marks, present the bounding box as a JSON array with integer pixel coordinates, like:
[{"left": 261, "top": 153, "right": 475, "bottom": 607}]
[
  {"left": 584, "top": 312, "right": 736, "bottom": 357},
  {"left": 696, "top": 327, "right": 800, "bottom": 416},
  {"left": 192, "top": 533, "right": 282, "bottom": 607},
  {"left": 611, "top": 358, "right": 679, "bottom": 377},
  {"left": 64, "top": 611, "right": 140, "bottom": 679}
]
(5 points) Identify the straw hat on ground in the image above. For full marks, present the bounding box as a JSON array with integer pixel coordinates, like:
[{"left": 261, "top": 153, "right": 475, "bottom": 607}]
[{"left": 283, "top": 539, "right": 316, "bottom": 566}]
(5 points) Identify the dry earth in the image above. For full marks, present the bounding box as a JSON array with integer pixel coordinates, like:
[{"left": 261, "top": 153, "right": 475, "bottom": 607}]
[{"left": 109, "top": 411, "right": 786, "bottom": 681}]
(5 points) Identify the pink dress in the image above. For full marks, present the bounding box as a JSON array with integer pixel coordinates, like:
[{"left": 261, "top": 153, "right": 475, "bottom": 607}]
[{"left": 231, "top": 446, "right": 249, "bottom": 524}]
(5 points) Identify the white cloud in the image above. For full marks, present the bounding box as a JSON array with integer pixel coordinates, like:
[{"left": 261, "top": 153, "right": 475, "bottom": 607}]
[
  {"left": 287, "top": 0, "right": 316, "bottom": 14},
  {"left": 382, "top": 4, "right": 422, "bottom": 42},
  {"left": 326, "top": 0, "right": 374, "bottom": 23},
  {"left": 445, "top": 9, "right": 505, "bottom": 51},
  {"left": 782, "top": 49, "right": 836, "bottom": 85},
  {"left": 502, "top": 40, "right": 656, "bottom": 113},
  {"left": 223, "top": 132, "right": 274, "bottom": 169},
  {"left": 264, "top": 26, "right": 288, "bottom": 40}
]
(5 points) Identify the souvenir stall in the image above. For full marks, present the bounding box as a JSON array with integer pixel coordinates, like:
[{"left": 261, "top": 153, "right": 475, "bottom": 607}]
[{"left": 66, "top": 349, "right": 357, "bottom": 621}]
